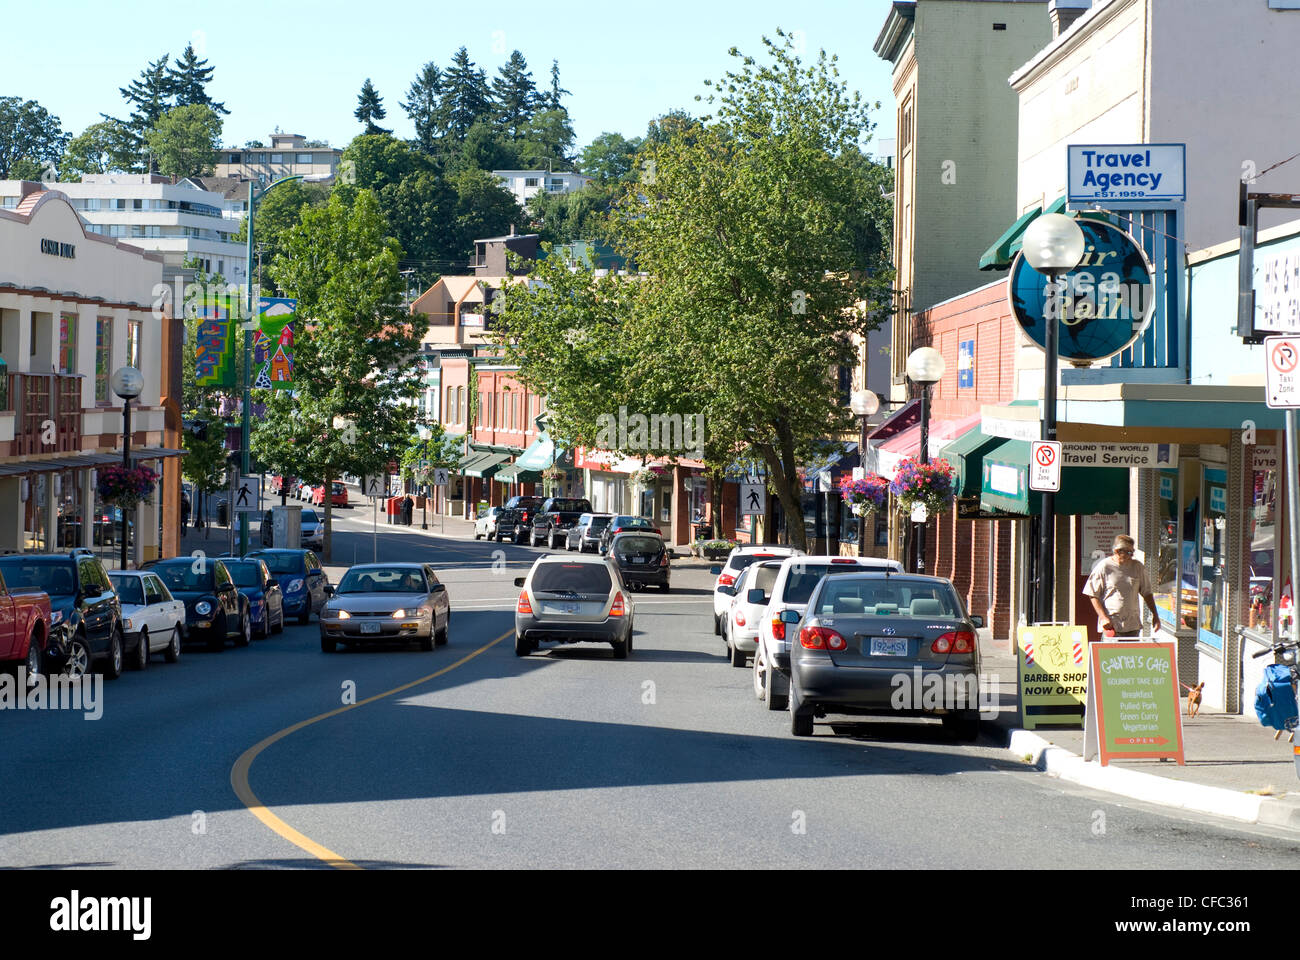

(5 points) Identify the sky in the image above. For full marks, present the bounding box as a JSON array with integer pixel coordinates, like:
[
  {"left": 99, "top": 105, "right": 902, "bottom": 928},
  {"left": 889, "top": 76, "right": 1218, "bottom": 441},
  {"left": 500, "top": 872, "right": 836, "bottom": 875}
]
[{"left": 13, "top": 0, "right": 900, "bottom": 158}]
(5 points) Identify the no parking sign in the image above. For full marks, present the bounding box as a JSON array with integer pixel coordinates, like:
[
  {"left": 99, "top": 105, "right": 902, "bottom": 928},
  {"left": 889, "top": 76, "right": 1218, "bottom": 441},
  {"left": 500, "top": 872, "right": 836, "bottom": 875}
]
[{"left": 1029, "top": 440, "right": 1061, "bottom": 493}]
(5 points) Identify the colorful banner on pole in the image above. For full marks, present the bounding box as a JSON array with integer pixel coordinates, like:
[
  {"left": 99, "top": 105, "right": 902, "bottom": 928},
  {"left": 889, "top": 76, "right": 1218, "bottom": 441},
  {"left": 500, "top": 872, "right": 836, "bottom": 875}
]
[
  {"left": 1083, "top": 641, "right": 1186, "bottom": 766},
  {"left": 1017, "top": 624, "right": 1090, "bottom": 729},
  {"left": 250, "top": 297, "right": 297, "bottom": 390},
  {"left": 193, "top": 291, "right": 240, "bottom": 388}
]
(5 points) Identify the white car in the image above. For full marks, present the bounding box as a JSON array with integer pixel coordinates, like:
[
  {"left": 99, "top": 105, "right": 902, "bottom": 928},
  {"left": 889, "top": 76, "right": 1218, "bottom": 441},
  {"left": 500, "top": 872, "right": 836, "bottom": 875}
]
[
  {"left": 722, "top": 559, "right": 784, "bottom": 668},
  {"left": 474, "top": 506, "right": 503, "bottom": 540},
  {"left": 753, "top": 555, "right": 904, "bottom": 711},
  {"left": 710, "top": 544, "right": 805, "bottom": 635},
  {"left": 107, "top": 569, "right": 186, "bottom": 669}
]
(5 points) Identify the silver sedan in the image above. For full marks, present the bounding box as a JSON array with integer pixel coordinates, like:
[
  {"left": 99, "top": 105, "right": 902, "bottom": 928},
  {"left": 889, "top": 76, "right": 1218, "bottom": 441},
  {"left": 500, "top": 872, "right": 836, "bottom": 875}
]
[{"left": 319, "top": 563, "right": 450, "bottom": 653}]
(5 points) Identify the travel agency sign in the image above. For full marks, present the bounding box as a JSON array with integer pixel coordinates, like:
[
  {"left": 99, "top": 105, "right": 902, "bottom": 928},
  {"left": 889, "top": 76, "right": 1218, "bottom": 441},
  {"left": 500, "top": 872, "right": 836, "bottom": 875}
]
[
  {"left": 1067, "top": 144, "right": 1186, "bottom": 204},
  {"left": 1009, "top": 219, "right": 1156, "bottom": 364}
]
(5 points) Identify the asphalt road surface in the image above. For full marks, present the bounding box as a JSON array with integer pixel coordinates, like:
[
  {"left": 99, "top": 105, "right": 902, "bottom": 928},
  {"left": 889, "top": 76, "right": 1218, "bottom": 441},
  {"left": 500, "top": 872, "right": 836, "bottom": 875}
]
[{"left": 3, "top": 509, "right": 1299, "bottom": 870}]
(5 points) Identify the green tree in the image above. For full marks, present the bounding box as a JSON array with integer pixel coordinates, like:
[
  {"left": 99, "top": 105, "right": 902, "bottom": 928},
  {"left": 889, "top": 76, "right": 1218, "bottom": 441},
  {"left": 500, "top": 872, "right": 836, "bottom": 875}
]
[
  {"left": 338, "top": 133, "right": 428, "bottom": 193},
  {"left": 453, "top": 120, "right": 520, "bottom": 174},
  {"left": 448, "top": 167, "right": 522, "bottom": 252},
  {"left": 401, "top": 61, "right": 447, "bottom": 153},
  {"left": 145, "top": 103, "right": 223, "bottom": 179},
  {"left": 60, "top": 120, "right": 135, "bottom": 179},
  {"left": 492, "top": 50, "right": 539, "bottom": 139},
  {"left": 355, "top": 78, "right": 391, "bottom": 135},
  {"left": 167, "top": 42, "right": 229, "bottom": 114},
  {"left": 526, "top": 183, "right": 614, "bottom": 245},
  {"left": 579, "top": 132, "right": 643, "bottom": 184},
  {"left": 181, "top": 401, "right": 228, "bottom": 538},
  {"left": 255, "top": 190, "right": 421, "bottom": 560},
  {"left": 544, "top": 60, "right": 570, "bottom": 111},
  {"left": 105, "top": 54, "right": 173, "bottom": 171},
  {"left": 441, "top": 47, "right": 493, "bottom": 139},
  {"left": 0, "top": 96, "right": 69, "bottom": 179},
  {"left": 231, "top": 180, "right": 330, "bottom": 295},
  {"left": 516, "top": 108, "right": 575, "bottom": 168}
]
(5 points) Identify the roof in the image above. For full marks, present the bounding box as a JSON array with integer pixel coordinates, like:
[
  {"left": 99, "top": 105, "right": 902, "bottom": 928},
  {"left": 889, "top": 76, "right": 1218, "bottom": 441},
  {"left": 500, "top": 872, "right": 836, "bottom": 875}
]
[
  {"left": 874, "top": 1, "right": 916, "bottom": 62},
  {"left": 473, "top": 233, "right": 540, "bottom": 244}
]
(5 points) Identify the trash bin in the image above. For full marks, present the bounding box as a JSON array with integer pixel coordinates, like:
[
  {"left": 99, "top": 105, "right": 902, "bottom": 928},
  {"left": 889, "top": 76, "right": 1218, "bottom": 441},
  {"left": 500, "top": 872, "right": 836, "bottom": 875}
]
[
  {"left": 387, "top": 496, "right": 400, "bottom": 524},
  {"left": 217, "top": 499, "right": 229, "bottom": 526}
]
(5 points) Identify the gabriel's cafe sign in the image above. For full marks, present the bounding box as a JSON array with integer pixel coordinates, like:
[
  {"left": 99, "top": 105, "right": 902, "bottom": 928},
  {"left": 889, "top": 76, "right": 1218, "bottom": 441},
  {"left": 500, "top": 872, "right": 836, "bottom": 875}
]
[{"left": 981, "top": 412, "right": 1177, "bottom": 469}]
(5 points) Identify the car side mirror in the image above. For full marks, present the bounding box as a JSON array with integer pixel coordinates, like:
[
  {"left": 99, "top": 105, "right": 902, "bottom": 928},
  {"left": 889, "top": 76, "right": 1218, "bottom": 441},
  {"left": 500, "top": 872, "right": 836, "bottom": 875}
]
[
  {"left": 780, "top": 610, "right": 800, "bottom": 624},
  {"left": 709, "top": 565, "right": 722, "bottom": 576},
  {"left": 971, "top": 615, "right": 985, "bottom": 629},
  {"left": 514, "top": 577, "right": 526, "bottom": 588},
  {"left": 430, "top": 582, "right": 445, "bottom": 593},
  {"left": 747, "top": 589, "right": 767, "bottom": 605},
  {"left": 325, "top": 585, "right": 335, "bottom": 596},
  {"left": 666, "top": 548, "right": 676, "bottom": 559}
]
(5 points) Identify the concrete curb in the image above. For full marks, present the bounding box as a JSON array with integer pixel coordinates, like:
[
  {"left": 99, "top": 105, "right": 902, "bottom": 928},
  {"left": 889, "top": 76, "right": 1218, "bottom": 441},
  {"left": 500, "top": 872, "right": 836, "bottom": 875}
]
[{"left": 1005, "top": 728, "right": 1300, "bottom": 829}]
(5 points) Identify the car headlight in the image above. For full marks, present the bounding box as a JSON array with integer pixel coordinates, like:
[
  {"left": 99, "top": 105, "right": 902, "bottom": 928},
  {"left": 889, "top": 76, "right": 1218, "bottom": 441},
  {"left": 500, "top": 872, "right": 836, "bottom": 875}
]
[
  {"left": 123, "top": 617, "right": 134, "bottom": 630},
  {"left": 391, "top": 609, "right": 407, "bottom": 619},
  {"left": 417, "top": 605, "right": 433, "bottom": 618},
  {"left": 288, "top": 578, "right": 305, "bottom": 593},
  {"left": 195, "top": 601, "right": 212, "bottom": 615},
  {"left": 50, "top": 609, "right": 64, "bottom": 625},
  {"left": 336, "top": 609, "right": 351, "bottom": 620}
]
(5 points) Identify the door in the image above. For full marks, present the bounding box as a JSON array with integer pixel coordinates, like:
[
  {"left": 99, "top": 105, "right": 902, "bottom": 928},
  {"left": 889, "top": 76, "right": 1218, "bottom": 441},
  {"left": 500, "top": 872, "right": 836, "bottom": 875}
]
[{"left": 1198, "top": 466, "right": 1228, "bottom": 650}]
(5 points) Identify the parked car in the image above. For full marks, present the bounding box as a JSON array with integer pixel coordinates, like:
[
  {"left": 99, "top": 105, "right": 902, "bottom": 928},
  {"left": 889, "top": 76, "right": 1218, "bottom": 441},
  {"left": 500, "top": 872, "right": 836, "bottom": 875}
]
[
  {"left": 145, "top": 557, "right": 250, "bottom": 651},
  {"left": 503, "top": 495, "right": 545, "bottom": 512},
  {"left": 752, "top": 555, "right": 904, "bottom": 711},
  {"left": 107, "top": 570, "right": 186, "bottom": 668},
  {"left": 218, "top": 557, "right": 285, "bottom": 638},
  {"left": 598, "top": 516, "right": 660, "bottom": 554},
  {"left": 259, "top": 507, "right": 323, "bottom": 551},
  {"left": 319, "top": 562, "right": 450, "bottom": 653},
  {"left": 474, "top": 506, "right": 503, "bottom": 540},
  {"left": 721, "top": 559, "right": 784, "bottom": 668},
  {"left": 566, "top": 513, "right": 614, "bottom": 552},
  {"left": 0, "top": 567, "right": 53, "bottom": 682},
  {"left": 786, "top": 572, "right": 983, "bottom": 741},
  {"left": 246, "top": 548, "right": 331, "bottom": 624},
  {"left": 710, "top": 544, "right": 805, "bottom": 636},
  {"left": 0, "top": 552, "right": 124, "bottom": 679},
  {"left": 313, "top": 481, "right": 349, "bottom": 508},
  {"left": 514, "top": 555, "right": 635, "bottom": 658},
  {"left": 493, "top": 507, "right": 530, "bottom": 543},
  {"left": 529, "top": 497, "right": 594, "bottom": 548},
  {"left": 607, "top": 531, "right": 671, "bottom": 592}
]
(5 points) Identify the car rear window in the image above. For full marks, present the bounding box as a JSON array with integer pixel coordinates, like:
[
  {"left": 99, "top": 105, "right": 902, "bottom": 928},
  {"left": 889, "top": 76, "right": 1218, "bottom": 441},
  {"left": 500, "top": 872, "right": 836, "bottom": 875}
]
[
  {"left": 155, "top": 563, "right": 215, "bottom": 592},
  {"left": 109, "top": 575, "right": 144, "bottom": 604},
  {"left": 532, "top": 563, "right": 612, "bottom": 595},
  {"left": 814, "top": 579, "right": 961, "bottom": 618},
  {"left": 587, "top": 516, "right": 611, "bottom": 532},
  {"left": 752, "top": 564, "right": 781, "bottom": 596},
  {"left": 778, "top": 563, "right": 872, "bottom": 606},
  {"left": 727, "top": 552, "right": 780, "bottom": 573},
  {"left": 549, "top": 499, "right": 592, "bottom": 513},
  {"left": 0, "top": 558, "right": 77, "bottom": 596},
  {"left": 250, "top": 552, "right": 304, "bottom": 575},
  {"left": 614, "top": 536, "right": 662, "bottom": 555}
]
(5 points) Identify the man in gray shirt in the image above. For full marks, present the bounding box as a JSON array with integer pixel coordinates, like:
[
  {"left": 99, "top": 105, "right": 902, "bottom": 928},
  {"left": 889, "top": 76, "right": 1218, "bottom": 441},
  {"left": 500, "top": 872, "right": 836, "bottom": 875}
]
[{"left": 1083, "top": 534, "right": 1162, "bottom": 639}]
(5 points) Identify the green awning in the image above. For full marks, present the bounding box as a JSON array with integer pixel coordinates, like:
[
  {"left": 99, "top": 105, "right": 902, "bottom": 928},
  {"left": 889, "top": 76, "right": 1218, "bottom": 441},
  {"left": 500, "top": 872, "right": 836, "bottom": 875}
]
[
  {"left": 495, "top": 465, "right": 542, "bottom": 484},
  {"left": 457, "top": 449, "right": 481, "bottom": 470},
  {"left": 462, "top": 452, "right": 510, "bottom": 478},
  {"left": 979, "top": 439, "right": 1128, "bottom": 516},
  {"left": 515, "top": 431, "right": 562, "bottom": 471},
  {"left": 938, "top": 423, "right": 1005, "bottom": 498},
  {"left": 978, "top": 196, "right": 1117, "bottom": 271}
]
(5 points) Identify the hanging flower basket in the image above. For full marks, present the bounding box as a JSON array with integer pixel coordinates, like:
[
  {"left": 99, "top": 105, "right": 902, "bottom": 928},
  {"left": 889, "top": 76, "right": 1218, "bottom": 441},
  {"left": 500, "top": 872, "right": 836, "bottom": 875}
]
[
  {"left": 96, "top": 464, "right": 158, "bottom": 510},
  {"left": 541, "top": 465, "right": 565, "bottom": 482},
  {"left": 629, "top": 468, "right": 659, "bottom": 489},
  {"left": 837, "top": 473, "right": 890, "bottom": 517},
  {"left": 889, "top": 457, "right": 956, "bottom": 517}
]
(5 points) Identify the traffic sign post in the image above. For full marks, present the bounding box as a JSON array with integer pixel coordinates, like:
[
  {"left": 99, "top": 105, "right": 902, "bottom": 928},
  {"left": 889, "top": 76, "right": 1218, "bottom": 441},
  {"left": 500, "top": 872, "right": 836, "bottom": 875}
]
[
  {"left": 1029, "top": 440, "right": 1062, "bottom": 493},
  {"left": 1266, "top": 336, "right": 1300, "bottom": 408},
  {"left": 739, "top": 482, "right": 765, "bottom": 516},
  {"left": 234, "top": 476, "right": 262, "bottom": 512},
  {"left": 433, "top": 468, "right": 448, "bottom": 533}
]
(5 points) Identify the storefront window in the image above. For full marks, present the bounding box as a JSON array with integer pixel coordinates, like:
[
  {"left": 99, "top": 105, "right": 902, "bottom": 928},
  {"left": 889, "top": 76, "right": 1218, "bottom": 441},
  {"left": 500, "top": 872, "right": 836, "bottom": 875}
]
[
  {"left": 59, "top": 313, "right": 77, "bottom": 375},
  {"left": 95, "top": 318, "right": 112, "bottom": 403},
  {"left": 1247, "top": 465, "right": 1278, "bottom": 635},
  {"left": 1153, "top": 469, "right": 1179, "bottom": 628},
  {"left": 639, "top": 488, "right": 654, "bottom": 519},
  {"left": 660, "top": 488, "right": 672, "bottom": 523},
  {"left": 126, "top": 320, "right": 140, "bottom": 370},
  {"left": 1198, "top": 466, "right": 1228, "bottom": 650}
]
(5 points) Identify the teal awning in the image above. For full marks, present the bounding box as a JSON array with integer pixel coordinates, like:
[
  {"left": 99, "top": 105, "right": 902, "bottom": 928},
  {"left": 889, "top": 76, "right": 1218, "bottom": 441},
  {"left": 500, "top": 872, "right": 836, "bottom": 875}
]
[
  {"left": 515, "top": 431, "right": 562, "bottom": 471},
  {"left": 495, "top": 464, "right": 542, "bottom": 484},
  {"left": 938, "top": 424, "right": 1004, "bottom": 498},
  {"left": 978, "top": 197, "right": 1115, "bottom": 271},
  {"left": 979, "top": 439, "right": 1128, "bottom": 516},
  {"left": 462, "top": 452, "right": 510, "bottom": 478}
]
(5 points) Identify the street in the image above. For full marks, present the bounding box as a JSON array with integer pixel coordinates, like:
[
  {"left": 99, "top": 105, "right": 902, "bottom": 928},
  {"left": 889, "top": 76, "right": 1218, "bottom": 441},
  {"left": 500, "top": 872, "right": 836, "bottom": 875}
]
[{"left": 3, "top": 509, "right": 1298, "bottom": 870}]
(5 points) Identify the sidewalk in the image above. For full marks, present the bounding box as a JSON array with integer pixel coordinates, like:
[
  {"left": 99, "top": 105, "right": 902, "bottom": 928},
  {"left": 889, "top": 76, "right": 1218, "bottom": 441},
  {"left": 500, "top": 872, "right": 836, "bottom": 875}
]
[{"left": 978, "top": 631, "right": 1300, "bottom": 830}]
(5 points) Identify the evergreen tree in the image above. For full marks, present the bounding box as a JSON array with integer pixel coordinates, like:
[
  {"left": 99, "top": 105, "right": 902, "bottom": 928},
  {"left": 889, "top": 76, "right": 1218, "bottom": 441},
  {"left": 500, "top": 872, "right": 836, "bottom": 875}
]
[
  {"left": 442, "top": 47, "right": 493, "bottom": 139},
  {"left": 545, "top": 60, "right": 570, "bottom": 111},
  {"left": 491, "top": 51, "right": 538, "bottom": 140},
  {"left": 104, "top": 54, "right": 172, "bottom": 171},
  {"left": 355, "top": 78, "right": 391, "bottom": 135},
  {"left": 167, "top": 42, "right": 229, "bottom": 114},
  {"left": 401, "top": 61, "right": 446, "bottom": 153}
]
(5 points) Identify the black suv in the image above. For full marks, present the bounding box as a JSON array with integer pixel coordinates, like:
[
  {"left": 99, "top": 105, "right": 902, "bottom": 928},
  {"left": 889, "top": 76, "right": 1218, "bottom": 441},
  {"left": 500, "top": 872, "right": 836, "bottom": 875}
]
[
  {"left": 494, "top": 508, "right": 529, "bottom": 543},
  {"left": 0, "top": 551, "right": 125, "bottom": 679},
  {"left": 529, "top": 498, "right": 594, "bottom": 548}
]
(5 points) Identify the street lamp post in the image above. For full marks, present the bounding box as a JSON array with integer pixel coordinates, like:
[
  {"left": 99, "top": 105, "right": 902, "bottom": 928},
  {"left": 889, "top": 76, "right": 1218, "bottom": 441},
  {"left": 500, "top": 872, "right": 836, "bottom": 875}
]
[
  {"left": 111, "top": 366, "right": 144, "bottom": 570},
  {"left": 905, "top": 347, "right": 946, "bottom": 575},
  {"left": 1020, "top": 213, "right": 1086, "bottom": 623},
  {"left": 849, "top": 390, "right": 880, "bottom": 555},
  {"left": 239, "top": 174, "right": 327, "bottom": 558}
]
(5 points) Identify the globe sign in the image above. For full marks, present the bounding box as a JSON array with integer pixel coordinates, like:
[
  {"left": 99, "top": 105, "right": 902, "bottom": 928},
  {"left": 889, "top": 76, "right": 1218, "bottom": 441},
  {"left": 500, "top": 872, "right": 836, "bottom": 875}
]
[{"left": 1008, "top": 219, "right": 1155, "bottom": 363}]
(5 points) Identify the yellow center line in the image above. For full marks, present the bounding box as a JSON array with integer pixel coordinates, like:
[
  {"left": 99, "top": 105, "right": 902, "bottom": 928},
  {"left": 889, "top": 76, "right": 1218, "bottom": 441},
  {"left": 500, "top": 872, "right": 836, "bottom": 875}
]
[{"left": 230, "top": 628, "right": 513, "bottom": 870}]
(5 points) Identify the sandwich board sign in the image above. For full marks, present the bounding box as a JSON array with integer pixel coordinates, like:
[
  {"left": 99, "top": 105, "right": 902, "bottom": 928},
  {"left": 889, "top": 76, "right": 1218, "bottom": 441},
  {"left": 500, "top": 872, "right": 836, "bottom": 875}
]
[
  {"left": 1083, "top": 641, "right": 1185, "bottom": 765},
  {"left": 1017, "top": 624, "right": 1089, "bottom": 728},
  {"left": 1029, "top": 440, "right": 1061, "bottom": 493}
]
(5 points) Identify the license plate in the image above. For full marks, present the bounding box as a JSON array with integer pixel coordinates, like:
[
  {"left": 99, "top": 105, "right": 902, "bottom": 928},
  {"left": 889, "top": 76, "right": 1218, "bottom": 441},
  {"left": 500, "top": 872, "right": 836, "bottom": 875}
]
[
  {"left": 360, "top": 622, "right": 381, "bottom": 634},
  {"left": 631, "top": 557, "right": 646, "bottom": 564},
  {"left": 868, "top": 637, "right": 908, "bottom": 656},
  {"left": 542, "top": 603, "right": 580, "bottom": 615}
]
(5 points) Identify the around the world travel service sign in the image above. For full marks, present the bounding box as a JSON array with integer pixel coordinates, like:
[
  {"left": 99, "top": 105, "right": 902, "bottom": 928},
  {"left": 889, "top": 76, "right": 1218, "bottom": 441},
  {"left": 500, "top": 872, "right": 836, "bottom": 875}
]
[{"left": 1008, "top": 219, "right": 1156, "bottom": 364}]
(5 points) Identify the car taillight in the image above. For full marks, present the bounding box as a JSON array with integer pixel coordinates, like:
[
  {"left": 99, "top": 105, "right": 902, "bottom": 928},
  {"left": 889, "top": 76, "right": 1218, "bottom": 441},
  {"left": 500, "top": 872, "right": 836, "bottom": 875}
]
[
  {"left": 718, "top": 573, "right": 736, "bottom": 587},
  {"left": 830, "top": 558, "right": 857, "bottom": 564},
  {"left": 735, "top": 610, "right": 746, "bottom": 627},
  {"left": 771, "top": 617, "right": 785, "bottom": 641},
  {"left": 932, "top": 630, "right": 976, "bottom": 654},
  {"left": 610, "top": 593, "right": 626, "bottom": 617},
  {"left": 659, "top": 553, "right": 669, "bottom": 566},
  {"left": 800, "top": 626, "right": 848, "bottom": 650},
  {"left": 516, "top": 592, "right": 533, "bottom": 614},
  {"left": 521, "top": 512, "right": 529, "bottom": 522}
]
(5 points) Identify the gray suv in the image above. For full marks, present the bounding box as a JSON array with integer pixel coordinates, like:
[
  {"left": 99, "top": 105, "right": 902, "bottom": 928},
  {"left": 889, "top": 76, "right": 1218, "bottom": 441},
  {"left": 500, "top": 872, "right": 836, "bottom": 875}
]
[{"left": 514, "top": 555, "right": 635, "bottom": 658}]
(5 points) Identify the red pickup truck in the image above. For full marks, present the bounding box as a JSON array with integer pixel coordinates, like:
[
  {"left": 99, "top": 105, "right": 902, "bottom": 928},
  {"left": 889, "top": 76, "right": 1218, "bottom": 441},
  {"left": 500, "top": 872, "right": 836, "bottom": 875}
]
[{"left": 0, "top": 568, "right": 53, "bottom": 681}]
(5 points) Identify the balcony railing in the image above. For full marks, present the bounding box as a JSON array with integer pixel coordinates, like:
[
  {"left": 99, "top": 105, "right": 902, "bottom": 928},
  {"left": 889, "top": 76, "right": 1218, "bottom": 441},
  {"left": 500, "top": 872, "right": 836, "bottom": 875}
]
[{"left": 9, "top": 373, "right": 82, "bottom": 455}]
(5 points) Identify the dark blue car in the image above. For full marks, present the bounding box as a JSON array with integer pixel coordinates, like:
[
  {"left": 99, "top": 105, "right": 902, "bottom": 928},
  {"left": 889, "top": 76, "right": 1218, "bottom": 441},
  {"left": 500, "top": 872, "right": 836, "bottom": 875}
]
[
  {"left": 246, "top": 549, "right": 331, "bottom": 625},
  {"left": 220, "top": 557, "right": 285, "bottom": 638}
]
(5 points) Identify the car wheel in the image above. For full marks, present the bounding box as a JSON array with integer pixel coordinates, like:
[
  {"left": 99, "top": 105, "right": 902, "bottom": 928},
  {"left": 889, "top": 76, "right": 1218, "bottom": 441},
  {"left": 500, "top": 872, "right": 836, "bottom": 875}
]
[
  {"left": 790, "top": 682, "right": 815, "bottom": 737},
  {"left": 474, "top": 530, "right": 481, "bottom": 540},
  {"left": 713, "top": 613, "right": 721, "bottom": 636},
  {"left": 209, "top": 616, "right": 226, "bottom": 652},
  {"left": 298, "top": 607, "right": 310, "bottom": 626},
  {"left": 24, "top": 634, "right": 42, "bottom": 686},
  {"left": 435, "top": 617, "right": 449, "bottom": 647},
  {"left": 320, "top": 633, "right": 337, "bottom": 653},
  {"left": 611, "top": 636, "right": 628, "bottom": 659},
  {"left": 253, "top": 612, "right": 266, "bottom": 640},
  {"left": 730, "top": 640, "right": 746, "bottom": 668},
  {"left": 165, "top": 626, "right": 181, "bottom": 664},
  {"left": 272, "top": 607, "right": 284, "bottom": 634},
  {"left": 942, "top": 710, "right": 981, "bottom": 742},
  {"left": 514, "top": 632, "right": 530, "bottom": 657},
  {"left": 753, "top": 645, "right": 766, "bottom": 700},
  {"left": 659, "top": 583, "right": 670, "bottom": 593},
  {"left": 132, "top": 628, "right": 150, "bottom": 671},
  {"left": 235, "top": 610, "right": 252, "bottom": 648},
  {"left": 63, "top": 632, "right": 91, "bottom": 680},
  {"left": 766, "top": 665, "right": 788, "bottom": 711},
  {"left": 495, "top": 532, "right": 503, "bottom": 543},
  {"left": 101, "top": 629, "right": 124, "bottom": 680}
]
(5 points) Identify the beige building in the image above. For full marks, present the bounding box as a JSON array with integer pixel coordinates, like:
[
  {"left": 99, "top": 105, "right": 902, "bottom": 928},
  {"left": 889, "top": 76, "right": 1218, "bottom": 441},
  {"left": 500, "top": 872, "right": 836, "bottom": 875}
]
[{"left": 215, "top": 133, "right": 342, "bottom": 185}]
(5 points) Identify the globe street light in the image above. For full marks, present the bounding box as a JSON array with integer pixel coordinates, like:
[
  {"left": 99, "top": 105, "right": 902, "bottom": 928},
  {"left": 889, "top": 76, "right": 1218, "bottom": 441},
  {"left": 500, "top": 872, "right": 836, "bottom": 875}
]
[
  {"left": 111, "top": 366, "right": 144, "bottom": 570},
  {"left": 1020, "top": 213, "right": 1085, "bottom": 623},
  {"left": 850, "top": 390, "right": 881, "bottom": 554},
  {"left": 906, "top": 347, "right": 946, "bottom": 574}
]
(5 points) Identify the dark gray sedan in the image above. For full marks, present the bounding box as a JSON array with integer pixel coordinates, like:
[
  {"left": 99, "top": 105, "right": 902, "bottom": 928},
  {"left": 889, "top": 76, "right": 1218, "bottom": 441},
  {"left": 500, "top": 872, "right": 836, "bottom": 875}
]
[
  {"left": 786, "top": 573, "right": 984, "bottom": 741},
  {"left": 319, "top": 563, "right": 450, "bottom": 652}
]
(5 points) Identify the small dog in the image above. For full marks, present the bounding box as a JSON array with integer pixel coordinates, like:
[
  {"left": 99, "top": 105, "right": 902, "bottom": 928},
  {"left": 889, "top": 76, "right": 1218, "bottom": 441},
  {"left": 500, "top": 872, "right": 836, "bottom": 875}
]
[{"left": 1186, "top": 681, "right": 1204, "bottom": 718}]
